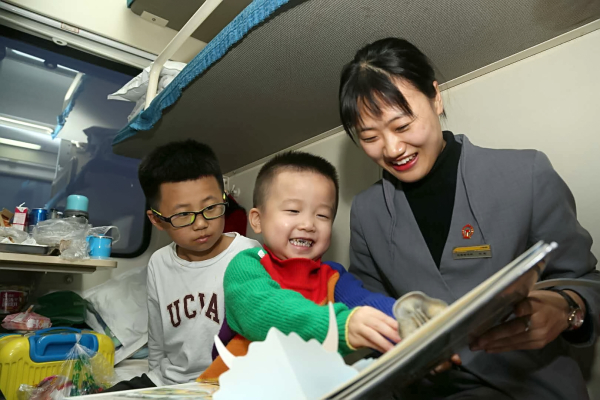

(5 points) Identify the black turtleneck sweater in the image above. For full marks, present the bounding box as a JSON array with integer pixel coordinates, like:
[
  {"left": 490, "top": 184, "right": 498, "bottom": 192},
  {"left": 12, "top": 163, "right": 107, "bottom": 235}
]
[{"left": 399, "top": 131, "right": 462, "bottom": 268}]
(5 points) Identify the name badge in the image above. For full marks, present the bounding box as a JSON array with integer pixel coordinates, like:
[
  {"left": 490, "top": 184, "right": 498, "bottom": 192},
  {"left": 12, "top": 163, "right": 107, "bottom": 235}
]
[{"left": 453, "top": 245, "right": 492, "bottom": 260}]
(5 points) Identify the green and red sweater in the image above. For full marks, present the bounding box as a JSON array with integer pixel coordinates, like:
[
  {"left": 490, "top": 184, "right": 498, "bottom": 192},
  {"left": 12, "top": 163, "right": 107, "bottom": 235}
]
[{"left": 218, "top": 246, "right": 395, "bottom": 356}]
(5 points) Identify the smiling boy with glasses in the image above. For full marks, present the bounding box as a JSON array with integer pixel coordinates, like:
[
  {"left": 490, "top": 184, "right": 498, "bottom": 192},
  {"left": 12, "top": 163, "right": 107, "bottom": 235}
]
[{"left": 106, "top": 140, "right": 260, "bottom": 391}]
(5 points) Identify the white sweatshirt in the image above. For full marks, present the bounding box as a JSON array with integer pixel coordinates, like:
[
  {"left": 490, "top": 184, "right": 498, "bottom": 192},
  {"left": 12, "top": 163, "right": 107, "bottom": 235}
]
[{"left": 146, "top": 232, "right": 260, "bottom": 385}]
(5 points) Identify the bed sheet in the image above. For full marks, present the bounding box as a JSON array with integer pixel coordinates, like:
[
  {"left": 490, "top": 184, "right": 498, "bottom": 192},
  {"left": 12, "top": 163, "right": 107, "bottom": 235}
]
[{"left": 114, "top": 359, "right": 149, "bottom": 382}]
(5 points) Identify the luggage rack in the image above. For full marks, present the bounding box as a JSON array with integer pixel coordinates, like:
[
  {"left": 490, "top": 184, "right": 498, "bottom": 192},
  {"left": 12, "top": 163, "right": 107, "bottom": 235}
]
[{"left": 0, "top": 252, "right": 117, "bottom": 274}]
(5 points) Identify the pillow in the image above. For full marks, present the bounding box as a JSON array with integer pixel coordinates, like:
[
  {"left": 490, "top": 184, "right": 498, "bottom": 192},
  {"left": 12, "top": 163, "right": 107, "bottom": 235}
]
[
  {"left": 83, "top": 265, "right": 148, "bottom": 364},
  {"left": 107, "top": 61, "right": 186, "bottom": 121}
]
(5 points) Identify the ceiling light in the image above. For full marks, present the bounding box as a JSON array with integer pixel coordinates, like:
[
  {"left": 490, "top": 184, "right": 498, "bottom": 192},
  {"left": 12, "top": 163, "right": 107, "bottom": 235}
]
[
  {"left": 0, "top": 116, "right": 54, "bottom": 135},
  {"left": 58, "top": 64, "right": 79, "bottom": 73},
  {"left": 11, "top": 49, "right": 79, "bottom": 73},
  {"left": 11, "top": 49, "right": 45, "bottom": 63},
  {"left": 0, "top": 138, "right": 42, "bottom": 150}
]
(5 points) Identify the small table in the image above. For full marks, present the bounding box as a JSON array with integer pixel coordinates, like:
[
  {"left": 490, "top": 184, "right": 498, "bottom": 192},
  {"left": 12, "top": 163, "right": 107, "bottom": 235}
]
[{"left": 0, "top": 253, "right": 117, "bottom": 274}]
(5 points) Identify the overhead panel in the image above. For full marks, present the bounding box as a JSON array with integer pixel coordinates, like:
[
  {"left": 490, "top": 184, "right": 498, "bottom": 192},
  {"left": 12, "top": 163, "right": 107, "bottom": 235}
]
[
  {"left": 130, "top": 0, "right": 254, "bottom": 43},
  {"left": 114, "top": 0, "right": 600, "bottom": 173}
]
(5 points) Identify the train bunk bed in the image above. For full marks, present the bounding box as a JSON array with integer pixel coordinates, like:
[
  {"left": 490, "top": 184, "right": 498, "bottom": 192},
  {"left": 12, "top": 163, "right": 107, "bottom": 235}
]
[{"left": 112, "top": 0, "right": 600, "bottom": 173}]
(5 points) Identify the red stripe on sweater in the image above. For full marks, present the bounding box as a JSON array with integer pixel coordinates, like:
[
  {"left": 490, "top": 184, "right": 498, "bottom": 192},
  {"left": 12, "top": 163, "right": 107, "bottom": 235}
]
[{"left": 260, "top": 246, "right": 339, "bottom": 304}]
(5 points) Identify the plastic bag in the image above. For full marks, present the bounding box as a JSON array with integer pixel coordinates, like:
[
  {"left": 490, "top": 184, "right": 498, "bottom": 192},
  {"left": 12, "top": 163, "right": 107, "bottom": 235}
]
[
  {"left": 32, "top": 217, "right": 90, "bottom": 246},
  {"left": 32, "top": 219, "right": 120, "bottom": 260},
  {"left": 2, "top": 306, "right": 51, "bottom": 331},
  {"left": 18, "top": 376, "right": 70, "bottom": 400},
  {"left": 17, "top": 336, "right": 117, "bottom": 399},
  {"left": 34, "top": 291, "right": 88, "bottom": 327},
  {"left": 0, "top": 226, "right": 28, "bottom": 244},
  {"left": 58, "top": 239, "right": 89, "bottom": 261},
  {"left": 33, "top": 218, "right": 89, "bottom": 260}
]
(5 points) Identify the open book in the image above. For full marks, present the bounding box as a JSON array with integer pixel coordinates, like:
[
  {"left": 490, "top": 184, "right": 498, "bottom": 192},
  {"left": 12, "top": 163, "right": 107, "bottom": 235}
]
[{"left": 323, "top": 240, "right": 558, "bottom": 399}]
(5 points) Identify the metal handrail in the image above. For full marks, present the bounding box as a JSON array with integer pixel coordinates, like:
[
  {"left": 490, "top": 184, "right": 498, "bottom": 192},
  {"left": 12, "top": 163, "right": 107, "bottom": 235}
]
[{"left": 144, "top": 0, "right": 224, "bottom": 109}]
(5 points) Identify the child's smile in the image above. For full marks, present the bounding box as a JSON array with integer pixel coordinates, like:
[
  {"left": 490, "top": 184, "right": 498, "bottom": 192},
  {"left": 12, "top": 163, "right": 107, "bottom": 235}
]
[{"left": 289, "top": 238, "right": 314, "bottom": 248}]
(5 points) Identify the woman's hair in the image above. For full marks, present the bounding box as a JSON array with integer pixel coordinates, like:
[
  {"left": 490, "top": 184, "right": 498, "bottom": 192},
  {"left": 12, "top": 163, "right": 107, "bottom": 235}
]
[{"left": 339, "top": 38, "right": 439, "bottom": 141}]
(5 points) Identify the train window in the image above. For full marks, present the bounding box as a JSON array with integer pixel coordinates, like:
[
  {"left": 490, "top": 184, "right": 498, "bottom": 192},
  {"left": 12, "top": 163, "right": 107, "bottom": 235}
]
[{"left": 0, "top": 26, "right": 150, "bottom": 257}]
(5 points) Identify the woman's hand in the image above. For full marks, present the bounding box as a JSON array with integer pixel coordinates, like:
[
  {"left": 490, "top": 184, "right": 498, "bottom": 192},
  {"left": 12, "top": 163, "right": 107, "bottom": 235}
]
[
  {"left": 431, "top": 354, "right": 462, "bottom": 374},
  {"left": 470, "top": 290, "right": 584, "bottom": 353},
  {"left": 347, "top": 306, "right": 401, "bottom": 353}
]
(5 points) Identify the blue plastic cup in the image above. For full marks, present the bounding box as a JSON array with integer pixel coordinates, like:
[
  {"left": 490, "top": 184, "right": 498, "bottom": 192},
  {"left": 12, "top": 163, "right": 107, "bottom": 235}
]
[{"left": 86, "top": 236, "right": 112, "bottom": 259}]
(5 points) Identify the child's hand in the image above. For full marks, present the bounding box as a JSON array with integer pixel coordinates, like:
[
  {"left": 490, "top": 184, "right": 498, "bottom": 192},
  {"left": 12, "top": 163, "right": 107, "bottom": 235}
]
[{"left": 347, "top": 306, "right": 401, "bottom": 353}]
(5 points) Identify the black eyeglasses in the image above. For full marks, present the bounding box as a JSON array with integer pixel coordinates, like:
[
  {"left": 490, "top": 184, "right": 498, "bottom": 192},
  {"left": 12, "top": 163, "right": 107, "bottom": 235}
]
[{"left": 151, "top": 202, "right": 228, "bottom": 228}]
